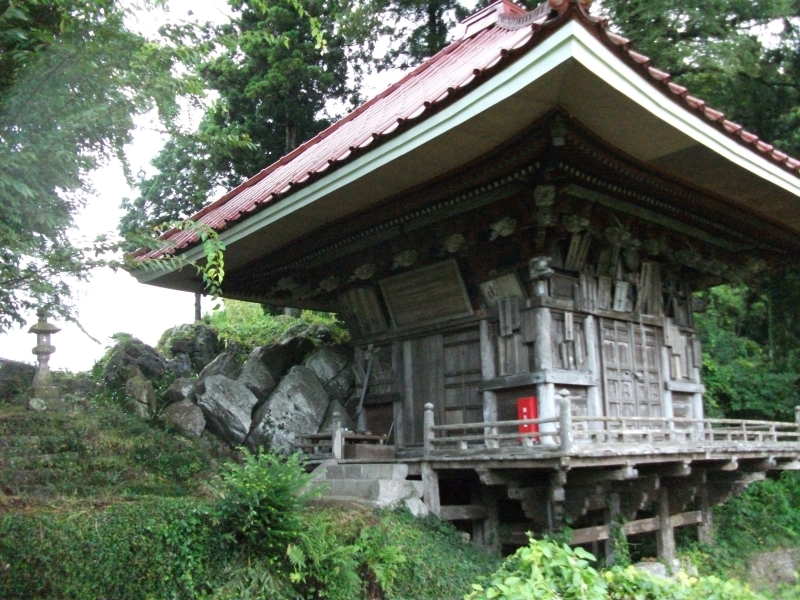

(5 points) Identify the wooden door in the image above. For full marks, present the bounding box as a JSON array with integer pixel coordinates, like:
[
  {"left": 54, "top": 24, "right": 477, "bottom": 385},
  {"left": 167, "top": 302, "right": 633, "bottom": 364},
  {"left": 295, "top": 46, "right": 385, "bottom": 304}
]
[
  {"left": 601, "top": 319, "right": 664, "bottom": 420},
  {"left": 443, "top": 328, "right": 482, "bottom": 426},
  {"left": 403, "top": 334, "right": 444, "bottom": 446},
  {"left": 601, "top": 320, "right": 636, "bottom": 417},
  {"left": 632, "top": 324, "right": 663, "bottom": 418}
]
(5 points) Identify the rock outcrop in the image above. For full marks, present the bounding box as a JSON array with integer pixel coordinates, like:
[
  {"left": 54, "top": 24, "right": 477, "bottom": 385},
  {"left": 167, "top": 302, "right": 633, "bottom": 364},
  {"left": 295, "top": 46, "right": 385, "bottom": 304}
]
[{"left": 196, "top": 375, "right": 259, "bottom": 445}]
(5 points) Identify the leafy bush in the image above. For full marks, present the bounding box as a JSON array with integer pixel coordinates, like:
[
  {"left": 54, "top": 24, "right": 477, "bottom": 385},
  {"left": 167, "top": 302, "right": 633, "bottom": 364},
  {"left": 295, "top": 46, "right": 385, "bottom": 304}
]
[
  {"left": 216, "top": 450, "right": 316, "bottom": 552},
  {"left": 467, "top": 538, "right": 771, "bottom": 600},
  {"left": 0, "top": 499, "right": 220, "bottom": 599},
  {"left": 205, "top": 299, "right": 349, "bottom": 357}
]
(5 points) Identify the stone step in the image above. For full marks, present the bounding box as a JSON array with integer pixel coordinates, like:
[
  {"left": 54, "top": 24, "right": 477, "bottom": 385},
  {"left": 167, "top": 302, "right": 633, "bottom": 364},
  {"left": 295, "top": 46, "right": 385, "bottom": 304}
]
[
  {"left": 323, "top": 463, "right": 409, "bottom": 481},
  {"left": 318, "top": 478, "right": 423, "bottom": 507}
]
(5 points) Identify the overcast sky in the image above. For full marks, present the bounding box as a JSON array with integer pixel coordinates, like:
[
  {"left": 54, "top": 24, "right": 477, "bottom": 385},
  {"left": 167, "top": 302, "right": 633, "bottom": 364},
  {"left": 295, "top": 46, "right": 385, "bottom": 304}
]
[{"left": 0, "top": 0, "right": 412, "bottom": 372}]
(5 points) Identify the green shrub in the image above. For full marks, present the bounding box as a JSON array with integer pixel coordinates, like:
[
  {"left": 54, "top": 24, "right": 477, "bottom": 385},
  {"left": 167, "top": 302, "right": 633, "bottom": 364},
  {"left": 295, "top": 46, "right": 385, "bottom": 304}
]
[
  {"left": 205, "top": 300, "right": 349, "bottom": 357},
  {"left": 0, "top": 499, "right": 220, "bottom": 599},
  {"left": 467, "top": 538, "right": 770, "bottom": 600},
  {"left": 216, "top": 450, "right": 315, "bottom": 552}
]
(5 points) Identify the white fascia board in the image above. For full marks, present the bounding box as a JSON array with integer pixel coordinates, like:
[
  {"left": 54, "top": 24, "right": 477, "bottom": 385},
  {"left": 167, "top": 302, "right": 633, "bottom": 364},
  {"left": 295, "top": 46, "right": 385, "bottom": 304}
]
[{"left": 569, "top": 24, "right": 800, "bottom": 198}]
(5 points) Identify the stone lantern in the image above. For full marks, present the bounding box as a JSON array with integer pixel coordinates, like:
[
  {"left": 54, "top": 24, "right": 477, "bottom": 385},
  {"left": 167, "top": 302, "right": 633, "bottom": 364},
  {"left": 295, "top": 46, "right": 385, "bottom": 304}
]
[{"left": 28, "top": 307, "right": 61, "bottom": 402}]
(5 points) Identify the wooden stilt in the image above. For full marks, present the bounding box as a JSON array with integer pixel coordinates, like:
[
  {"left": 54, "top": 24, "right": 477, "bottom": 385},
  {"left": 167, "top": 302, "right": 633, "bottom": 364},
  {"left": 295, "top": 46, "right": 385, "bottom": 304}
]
[
  {"left": 604, "top": 492, "right": 621, "bottom": 566},
  {"left": 656, "top": 486, "right": 675, "bottom": 564},
  {"left": 698, "top": 483, "right": 713, "bottom": 545},
  {"left": 421, "top": 462, "right": 441, "bottom": 517}
]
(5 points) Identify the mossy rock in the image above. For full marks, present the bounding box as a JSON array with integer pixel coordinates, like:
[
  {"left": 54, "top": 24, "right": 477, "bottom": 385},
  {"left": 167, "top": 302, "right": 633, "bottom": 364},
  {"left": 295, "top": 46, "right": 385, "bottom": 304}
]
[{"left": 157, "top": 323, "right": 221, "bottom": 374}]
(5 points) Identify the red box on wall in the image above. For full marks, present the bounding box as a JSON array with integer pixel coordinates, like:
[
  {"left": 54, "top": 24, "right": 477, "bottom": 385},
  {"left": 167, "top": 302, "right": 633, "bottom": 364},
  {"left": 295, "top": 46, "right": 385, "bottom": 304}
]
[{"left": 517, "top": 397, "right": 539, "bottom": 438}]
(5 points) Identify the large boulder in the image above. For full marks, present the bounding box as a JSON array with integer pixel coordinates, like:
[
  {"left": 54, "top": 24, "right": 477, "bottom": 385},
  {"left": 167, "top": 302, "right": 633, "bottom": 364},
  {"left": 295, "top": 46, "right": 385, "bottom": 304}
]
[
  {"left": 196, "top": 375, "right": 259, "bottom": 445},
  {"left": 158, "top": 323, "right": 221, "bottom": 374},
  {"left": 245, "top": 336, "right": 315, "bottom": 384},
  {"left": 124, "top": 367, "right": 157, "bottom": 420},
  {"left": 246, "top": 366, "right": 329, "bottom": 451},
  {"left": 163, "top": 400, "right": 206, "bottom": 438},
  {"left": 238, "top": 351, "right": 277, "bottom": 406},
  {"left": 100, "top": 338, "right": 172, "bottom": 389},
  {"left": 304, "top": 346, "right": 354, "bottom": 402},
  {"left": 198, "top": 353, "right": 241, "bottom": 382},
  {"left": 162, "top": 377, "right": 196, "bottom": 406}
]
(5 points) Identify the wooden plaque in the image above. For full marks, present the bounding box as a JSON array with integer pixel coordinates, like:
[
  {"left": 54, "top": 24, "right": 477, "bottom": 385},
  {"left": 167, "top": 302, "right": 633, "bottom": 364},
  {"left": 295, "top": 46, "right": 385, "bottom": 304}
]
[
  {"left": 479, "top": 273, "right": 526, "bottom": 308},
  {"left": 380, "top": 259, "right": 473, "bottom": 329}
]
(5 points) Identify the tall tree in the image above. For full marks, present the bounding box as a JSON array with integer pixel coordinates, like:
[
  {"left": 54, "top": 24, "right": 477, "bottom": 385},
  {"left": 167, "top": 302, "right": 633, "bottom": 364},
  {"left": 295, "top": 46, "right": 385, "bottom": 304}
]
[
  {"left": 120, "top": 0, "right": 353, "bottom": 238},
  {"left": 601, "top": 0, "right": 800, "bottom": 418},
  {"left": 0, "top": 0, "right": 195, "bottom": 332}
]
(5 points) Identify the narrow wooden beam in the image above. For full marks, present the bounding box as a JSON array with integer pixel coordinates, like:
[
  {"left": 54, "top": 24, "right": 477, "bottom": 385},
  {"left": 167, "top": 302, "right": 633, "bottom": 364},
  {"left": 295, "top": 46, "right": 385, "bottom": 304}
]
[
  {"left": 440, "top": 505, "right": 488, "bottom": 521},
  {"left": 566, "top": 510, "right": 704, "bottom": 546},
  {"left": 568, "top": 466, "right": 638, "bottom": 485},
  {"left": 697, "top": 483, "right": 713, "bottom": 545}
]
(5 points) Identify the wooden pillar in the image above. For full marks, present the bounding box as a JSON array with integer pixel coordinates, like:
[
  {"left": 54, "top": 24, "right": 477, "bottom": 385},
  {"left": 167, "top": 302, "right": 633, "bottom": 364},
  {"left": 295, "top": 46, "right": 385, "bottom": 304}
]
[
  {"left": 660, "top": 347, "right": 675, "bottom": 425},
  {"left": 583, "top": 315, "right": 603, "bottom": 430},
  {"left": 421, "top": 462, "right": 440, "bottom": 517},
  {"left": 604, "top": 492, "right": 621, "bottom": 566},
  {"left": 656, "top": 486, "right": 675, "bottom": 564},
  {"left": 480, "top": 319, "right": 499, "bottom": 449},
  {"left": 474, "top": 484, "right": 500, "bottom": 555},
  {"left": 533, "top": 307, "right": 557, "bottom": 444},
  {"left": 698, "top": 483, "right": 713, "bottom": 545},
  {"left": 392, "top": 340, "right": 404, "bottom": 449}
]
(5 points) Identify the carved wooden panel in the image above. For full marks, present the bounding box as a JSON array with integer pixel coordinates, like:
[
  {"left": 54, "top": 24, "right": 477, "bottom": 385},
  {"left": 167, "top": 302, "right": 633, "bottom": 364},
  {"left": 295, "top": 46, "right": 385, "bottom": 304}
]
[
  {"left": 380, "top": 259, "right": 472, "bottom": 329},
  {"left": 442, "top": 328, "right": 482, "bottom": 426},
  {"left": 550, "top": 311, "right": 587, "bottom": 371},
  {"left": 497, "top": 332, "right": 529, "bottom": 376},
  {"left": 338, "top": 286, "right": 389, "bottom": 336},
  {"left": 479, "top": 273, "right": 526, "bottom": 308}
]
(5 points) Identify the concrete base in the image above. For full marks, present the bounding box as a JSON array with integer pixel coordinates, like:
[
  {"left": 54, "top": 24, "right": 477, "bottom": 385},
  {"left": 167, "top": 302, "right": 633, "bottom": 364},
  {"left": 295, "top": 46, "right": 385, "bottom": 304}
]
[
  {"left": 344, "top": 444, "right": 395, "bottom": 460},
  {"left": 312, "top": 460, "right": 424, "bottom": 510}
]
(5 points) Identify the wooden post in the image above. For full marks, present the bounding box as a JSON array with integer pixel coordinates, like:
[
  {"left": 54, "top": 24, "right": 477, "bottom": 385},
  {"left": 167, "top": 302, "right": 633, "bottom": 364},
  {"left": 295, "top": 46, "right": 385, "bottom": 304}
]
[
  {"left": 604, "top": 492, "right": 621, "bottom": 566},
  {"left": 480, "top": 320, "right": 499, "bottom": 449},
  {"left": 795, "top": 406, "right": 800, "bottom": 436},
  {"left": 533, "top": 307, "right": 557, "bottom": 445},
  {"left": 421, "top": 461, "right": 441, "bottom": 516},
  {"left": 332, "top": 411, "right": 343, "bottom": 461},
  {"left": 583, "top": 315, "right": 603, "bottom": 431},
  {"left": 481, "top": 485, "right": 500, "bottom": 555},
  {"left": 423, "top": 402, "right": 435, "bottom": 458},
  {"left": 558, "top": 389, "right": 573, "bottom": 454},
  {"left": 656, "top": 486, "right": 675, "bottom": 564},
  {"left": 697, "top": 483, "right": 713, "bottom": 545}
]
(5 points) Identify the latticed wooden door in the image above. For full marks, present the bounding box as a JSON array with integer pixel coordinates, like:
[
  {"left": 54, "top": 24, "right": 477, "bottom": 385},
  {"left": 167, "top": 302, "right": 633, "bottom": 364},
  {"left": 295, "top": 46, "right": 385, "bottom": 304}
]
[{"left": 600, "top": 319, "right": 664, "bottom": 420}]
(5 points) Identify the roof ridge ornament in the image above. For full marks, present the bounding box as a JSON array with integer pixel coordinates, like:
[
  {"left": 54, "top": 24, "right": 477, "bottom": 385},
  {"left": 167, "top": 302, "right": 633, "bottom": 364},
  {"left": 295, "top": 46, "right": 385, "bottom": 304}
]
[{"left": 497, "top": 0, "right": 595, "bottom": 31}]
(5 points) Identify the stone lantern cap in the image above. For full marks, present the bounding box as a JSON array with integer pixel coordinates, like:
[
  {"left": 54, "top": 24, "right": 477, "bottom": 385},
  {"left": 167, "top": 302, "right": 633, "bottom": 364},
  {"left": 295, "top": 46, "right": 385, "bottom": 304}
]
[{"left": 28, "top": 308, "right": 61, "bottom": 335}]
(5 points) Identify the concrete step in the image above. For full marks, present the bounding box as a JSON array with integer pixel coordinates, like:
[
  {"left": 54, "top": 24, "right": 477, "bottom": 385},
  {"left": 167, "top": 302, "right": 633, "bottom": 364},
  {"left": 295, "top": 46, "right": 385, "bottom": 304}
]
[
  {"left": 318, "top": 478, "right": 423, "bottom": 507},
  {"left": 323, "top": 463, "right": 409, "bottom": 481}
]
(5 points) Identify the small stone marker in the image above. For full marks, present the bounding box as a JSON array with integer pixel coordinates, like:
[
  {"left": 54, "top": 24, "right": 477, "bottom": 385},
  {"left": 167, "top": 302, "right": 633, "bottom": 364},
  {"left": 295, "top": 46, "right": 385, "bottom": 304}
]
[{"left": 28, "top": 307, "right": 61, "bottom": 405}]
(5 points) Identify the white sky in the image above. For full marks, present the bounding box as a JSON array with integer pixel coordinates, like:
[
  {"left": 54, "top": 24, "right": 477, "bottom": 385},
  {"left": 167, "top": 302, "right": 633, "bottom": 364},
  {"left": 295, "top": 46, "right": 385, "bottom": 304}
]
[{"left": 0, "top": 0, "right": 413, "bottom": 373}]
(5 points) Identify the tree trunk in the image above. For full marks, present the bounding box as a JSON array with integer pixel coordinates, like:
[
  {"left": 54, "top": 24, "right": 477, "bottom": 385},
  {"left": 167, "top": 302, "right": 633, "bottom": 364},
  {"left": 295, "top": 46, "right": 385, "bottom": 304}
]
[{"left": 195, "top": 292, "right": 202, "bottom": 322}]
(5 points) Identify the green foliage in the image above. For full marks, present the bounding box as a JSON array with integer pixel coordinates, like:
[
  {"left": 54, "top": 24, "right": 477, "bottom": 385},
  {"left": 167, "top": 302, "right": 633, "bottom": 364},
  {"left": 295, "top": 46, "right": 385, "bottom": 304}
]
[
  {"left": 216, "top": 450, "right": 316, "bottom": 552},
  {"left": 120, "top": 0, "right": 354, "bottom": 243},
  {"left": 600, "top": 0, "right": 800, "bottom": 158},
  {"left": 694, "top": 285, "right": 800, "bottom": 420},
  {"left": 467, "top": 537, "right": 770, "bottom": 600},
  {"left": 689, "top": 473, "right": 800, "bottom": 578},
  {"left": 0, "top": 0, "right": 198, "bottom": 331},
  {"left": 205, "top": 299, "right": 349, "bottom": 357},
  {"left": 0, "top": 498, "right": 220, "bottom": 600},
  {"left": 0, "top": 401, "right": 221, "bottom": 499}
]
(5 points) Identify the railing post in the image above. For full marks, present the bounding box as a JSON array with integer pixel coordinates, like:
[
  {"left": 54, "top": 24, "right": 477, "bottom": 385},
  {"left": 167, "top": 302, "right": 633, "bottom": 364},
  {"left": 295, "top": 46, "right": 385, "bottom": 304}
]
[
  {"left": 558, "top": 389, "right": 573, "bottom": 454},
  {"left": 332, "top": 411, "right": 343, "bottom": 461},
  {"left": 424, "top": 402, "right": 435, "bottom": 458},
  {"left": 795, "top": 407, "right": 800, "bottom": 441}
]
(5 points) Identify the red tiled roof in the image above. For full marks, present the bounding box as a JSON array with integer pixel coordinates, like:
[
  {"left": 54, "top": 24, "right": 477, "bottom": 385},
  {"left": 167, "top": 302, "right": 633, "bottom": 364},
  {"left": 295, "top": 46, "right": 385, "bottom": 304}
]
[{"left": 142, "top": 0, "right": 800, "bottom": 259}]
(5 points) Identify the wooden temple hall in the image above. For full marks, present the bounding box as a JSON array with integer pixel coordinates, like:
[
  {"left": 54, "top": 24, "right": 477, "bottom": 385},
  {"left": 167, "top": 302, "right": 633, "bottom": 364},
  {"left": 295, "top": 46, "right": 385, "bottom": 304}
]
[{"left": 139, "top": 0, "right": 800, "bottom": 559}]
